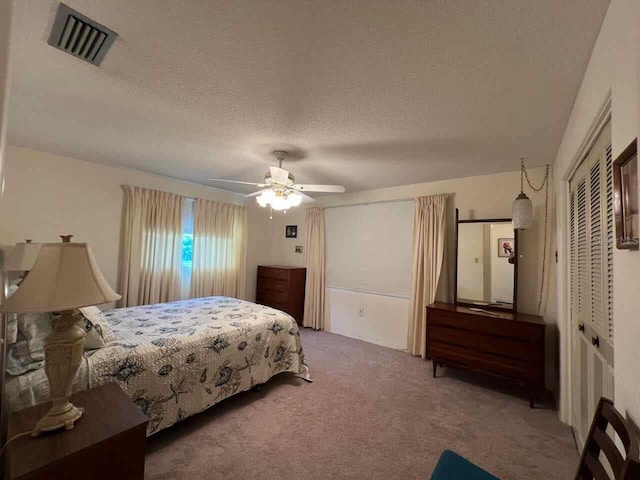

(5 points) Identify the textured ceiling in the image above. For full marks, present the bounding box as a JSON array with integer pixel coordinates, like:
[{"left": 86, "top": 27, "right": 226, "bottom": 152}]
[{"left": 8, "top": 0, "right": 609, "bottom": 194}]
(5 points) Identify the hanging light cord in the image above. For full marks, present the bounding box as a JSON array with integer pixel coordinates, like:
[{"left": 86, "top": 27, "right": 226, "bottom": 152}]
[
  {"left": 537, "top": 166, "right": 550, "bottom": 315},
  {"left": 522, "top": 158, "right": 550, "bottom": 193},
  {"left": 521, "top": 161, "right": 551, "bottom": 314}
]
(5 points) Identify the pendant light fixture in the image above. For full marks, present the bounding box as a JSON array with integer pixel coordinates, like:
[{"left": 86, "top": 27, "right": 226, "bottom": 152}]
[
  {"left": 513, "top": 160, "right": 534, "bottom": 230},
  {"left": 512, "top": 159, "right": 549, "bottom": 230},
  {"left": 511, "top": 159, "right": 551, "bottom": 315}
]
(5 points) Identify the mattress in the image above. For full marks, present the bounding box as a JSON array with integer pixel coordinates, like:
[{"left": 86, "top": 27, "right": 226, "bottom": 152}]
[{"left": 5, "top": 297, "right": 309, "bottom": 435}]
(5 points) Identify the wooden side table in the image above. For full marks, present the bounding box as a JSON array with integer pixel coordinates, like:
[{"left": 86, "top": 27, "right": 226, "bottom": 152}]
[{"left": 5, "top": 383, "right": 148, "bottom": 480}]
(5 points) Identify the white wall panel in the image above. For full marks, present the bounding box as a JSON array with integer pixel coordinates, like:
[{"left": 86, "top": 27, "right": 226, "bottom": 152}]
[
  {"left": 325, "top": 201, "right": 414, "bottom": 297},
  {"left": 325, "top": 287, "right": 409, "bottom": 349}
]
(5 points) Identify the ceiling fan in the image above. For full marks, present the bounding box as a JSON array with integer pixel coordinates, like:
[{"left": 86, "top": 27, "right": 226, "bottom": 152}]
[{"left": 208, "top": 151, "right": 346, "bottom": 211}]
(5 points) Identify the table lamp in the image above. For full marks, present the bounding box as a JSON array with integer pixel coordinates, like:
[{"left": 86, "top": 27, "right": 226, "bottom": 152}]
[
  {"left": 4, "top": 239, "right": 42, "bottom": 285},
  {"left": 0, "top": 235, "right": 120, "bottom": 436}
]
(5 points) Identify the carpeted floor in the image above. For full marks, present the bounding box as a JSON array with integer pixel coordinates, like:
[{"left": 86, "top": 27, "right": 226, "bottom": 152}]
[{"left": 145, "top": 329, "right": 577, "bottom": 480}]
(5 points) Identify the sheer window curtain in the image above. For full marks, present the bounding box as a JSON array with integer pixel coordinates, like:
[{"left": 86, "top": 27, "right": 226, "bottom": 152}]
[
  {"left": 407, "top": 193, "right": 448, "bottom": 357},
  {"left": 118, "top": 186, "right": 184, "bottom": 307},
  {"left": 303, "top": 207, "right": 325, "bottom": 330},
  {"left": 190, "top": 198, "right": 247, "bottom": 299}
]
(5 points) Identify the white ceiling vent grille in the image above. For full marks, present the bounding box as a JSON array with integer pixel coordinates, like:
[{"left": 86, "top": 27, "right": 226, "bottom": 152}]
[{"left": 47, "top": 3, "right": 117, "bottom": 66}]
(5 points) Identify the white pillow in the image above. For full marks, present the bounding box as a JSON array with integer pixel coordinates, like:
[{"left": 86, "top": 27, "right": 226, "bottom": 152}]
[
  {"left": 47, "top": 311, "right": 104, "bottom": 350},
  {"left": 6, "top": 312, "right": 52, "bottom": 376},
  {"left": 78, "top": 306, "right": 117, "bottom": 346},
  {"left": 5, "top": 305, "right": 117, "bottom": 376},
  {"left": 5, "top": 284, "right": 20, "bottom": 345}
]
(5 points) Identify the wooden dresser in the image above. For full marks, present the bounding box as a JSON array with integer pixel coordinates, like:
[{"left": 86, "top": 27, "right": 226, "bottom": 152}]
[
  {"left": 256, "top": 266, "right": 306, "bottom": 325},
  {"left": 426, "top": 302, "right": 545, "bottom": 407}
]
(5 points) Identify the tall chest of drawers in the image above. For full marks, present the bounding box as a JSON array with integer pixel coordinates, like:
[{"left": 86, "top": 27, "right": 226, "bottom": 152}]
[
  {"left": 426, "top": 302, "right": 545, "bottom": 407},
  {"left": 256, "top": 266, "right": 306, "bottom": 325}
]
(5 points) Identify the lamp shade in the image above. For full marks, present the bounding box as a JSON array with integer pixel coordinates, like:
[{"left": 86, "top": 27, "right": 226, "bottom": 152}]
[
  {"left": 0, "top": 242, "right": 121, "bottom": 313},
  {"left": 512, "top": 192, "right": 533, "bottom": 230},
  {"left": 3, "top": 241, "right": 41, "bottom": 271}
]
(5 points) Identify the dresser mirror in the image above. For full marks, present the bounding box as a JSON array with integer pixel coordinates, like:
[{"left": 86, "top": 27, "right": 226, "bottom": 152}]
[{"left": 454, "top": 209, "right": 518, "bottom": 312}]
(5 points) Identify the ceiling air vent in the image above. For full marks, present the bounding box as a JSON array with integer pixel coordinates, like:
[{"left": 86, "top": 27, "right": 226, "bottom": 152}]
[{"left": 47, "top": 3, "right": 117, "bottom": 66}]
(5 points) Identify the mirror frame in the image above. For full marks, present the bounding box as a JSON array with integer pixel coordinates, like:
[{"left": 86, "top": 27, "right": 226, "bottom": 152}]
[{"left": 453, "top": 208, "right": 518, "bottom": 313}]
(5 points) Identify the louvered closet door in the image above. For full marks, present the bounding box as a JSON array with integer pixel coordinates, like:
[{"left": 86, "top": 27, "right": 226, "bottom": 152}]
[{"left": 569, "top": 120, "right": 614, "bottom": 447}]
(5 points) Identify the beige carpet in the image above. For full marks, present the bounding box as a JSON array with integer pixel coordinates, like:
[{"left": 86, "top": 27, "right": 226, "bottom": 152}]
[{"left": 145, "top": 329, "right": 577, "bottom": 480}]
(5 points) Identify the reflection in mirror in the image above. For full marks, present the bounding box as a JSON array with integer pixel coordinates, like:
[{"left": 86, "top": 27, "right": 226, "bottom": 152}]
[{"left": 457, "top": 221, "right": 515, "bottom": 310}]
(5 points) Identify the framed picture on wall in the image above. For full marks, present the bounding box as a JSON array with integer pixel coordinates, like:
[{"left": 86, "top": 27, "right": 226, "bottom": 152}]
[
  {"left": 498, "top": 238, "right": 514, "bottom": 258},
  {"left": 613, "top": 138, "right": 638, "bottom": 250},
  {"left": 285, "top": 225, "right": 298, "bottom": 238}
]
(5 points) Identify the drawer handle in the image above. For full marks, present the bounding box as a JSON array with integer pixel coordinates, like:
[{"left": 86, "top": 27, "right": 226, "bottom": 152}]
[
  {"left": 591, "top": 336, "right": 600, "bottom": 348},
  {"left": 578, "top": 323, "right": 585, "bottom": 332}
]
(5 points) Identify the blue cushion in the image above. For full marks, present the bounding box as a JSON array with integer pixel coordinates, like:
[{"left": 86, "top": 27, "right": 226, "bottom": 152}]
[{"left": 430, "top": 450, "right": 500, "bottom": 480}]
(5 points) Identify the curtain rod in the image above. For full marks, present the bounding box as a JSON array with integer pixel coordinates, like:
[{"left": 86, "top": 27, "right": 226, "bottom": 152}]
[{"left": 119, "top": 185, "right": 244, "bottom": 205}]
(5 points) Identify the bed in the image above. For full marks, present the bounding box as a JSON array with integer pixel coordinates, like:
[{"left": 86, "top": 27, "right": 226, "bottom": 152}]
[{"left": 5, "top": 296, "right": 310, "bottom": 435}]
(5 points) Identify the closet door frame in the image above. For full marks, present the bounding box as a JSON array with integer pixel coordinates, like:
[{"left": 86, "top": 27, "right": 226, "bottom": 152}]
[
  {"left": 558, "top": 95, "right": 611, "bottom": 438},
  {"left": 568, "top": 122, "right": 614, "bottom": 447}
]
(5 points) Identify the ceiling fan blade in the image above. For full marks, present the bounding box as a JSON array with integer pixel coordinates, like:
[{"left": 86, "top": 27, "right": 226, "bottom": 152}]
[
  {"left": 208, "top": 179, "right": 268, "bottom": 187},
  {"left": 244, "top": 189, "right": 269, "bottom": 198},
  {"left": 292, "top": 184, "right": 346, "bottom": 193},
  {"left": 269, "top": 166, "right": 290, "bottom": 185},
  {"left": 298, "top": 192, "right": 316, "bottom": 204}
]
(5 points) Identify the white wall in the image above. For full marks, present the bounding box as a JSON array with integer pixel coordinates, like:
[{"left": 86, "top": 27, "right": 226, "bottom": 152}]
[
  {"left": 325, "top": 201, "right": 414, "bottom": 298},
  {"left": 0, "top": 146, "right": 245, "bottom": 298},
  {"left": 0, "top": 1, "right": 14, "bottom": 190},
  {"left": 325, "top": 288, "right": 408, "bottom": 349},
  {"left": 245, "top": 205, "right": 306, "bottom": 302},
  {"left": 270, "top": 208, "right": 306, "bottom": 268},
  {"left": 322, "top": 201, "right": 414, "bottom": 349},
  {"left": 457, "top": 223, "right": 485, "bottom": 301},
  {"left": 491, "top": 223, "right": 516, "bottom": 304},
  {"left": 553, "top": 0, "right": 640, "bottom": 425}
]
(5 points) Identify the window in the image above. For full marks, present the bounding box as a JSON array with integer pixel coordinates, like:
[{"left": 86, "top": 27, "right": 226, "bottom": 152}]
[
  {"left": 182, "top": 233, "right": 193, "bottom": 264},
  {"left": 181, "top": 198, "right": 194, "bottom": 299}
]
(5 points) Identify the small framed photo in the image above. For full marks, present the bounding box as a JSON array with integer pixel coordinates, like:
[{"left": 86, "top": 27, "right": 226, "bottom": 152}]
[
  {"left": 295, "top": 245, "right": 303, "bottom": 254},
  {"left": 285, "top": 225, "right": 298, "bottom": 238},
  {"left": 498, "top": 238, "right": 515, "bottom": 258},
  {"left": 613, "top": 138, "right": 638, "bottom": 250}
]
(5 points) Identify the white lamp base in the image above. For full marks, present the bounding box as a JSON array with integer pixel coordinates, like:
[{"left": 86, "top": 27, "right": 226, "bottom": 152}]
[
  {"left": 32, "top": 404, "right": 84, "bottom": 437},
  {"left": 32, "top": 309, "right": 86, "bottom": 437}
]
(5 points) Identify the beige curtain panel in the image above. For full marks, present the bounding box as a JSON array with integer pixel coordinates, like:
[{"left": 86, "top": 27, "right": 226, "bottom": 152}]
[
  {"left": 303, "top": 207, "right": 326, "bottom": 330},
  {"left": 407, "top": 193, "right": 449, "bottom": 357},
  {"left": 190, "top": 198, "right": 247, "bottom": 300},
  {"left": 118, "top": 186, "right": 184, "bottom": 307}
]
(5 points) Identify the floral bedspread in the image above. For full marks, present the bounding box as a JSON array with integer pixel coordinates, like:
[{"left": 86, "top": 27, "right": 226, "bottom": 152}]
[{"left": 87, "top": 297, "right": 310, "bottom": 435}]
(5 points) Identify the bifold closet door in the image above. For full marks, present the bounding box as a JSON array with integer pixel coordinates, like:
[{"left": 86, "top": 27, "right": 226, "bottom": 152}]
[{"left": 569, "top": 120, "right": 614, "bottom": 447}]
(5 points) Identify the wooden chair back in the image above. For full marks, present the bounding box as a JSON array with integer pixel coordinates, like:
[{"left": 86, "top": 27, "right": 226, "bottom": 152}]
[{"left": 575, "top": 397, "right": 640, "bottom": 480}]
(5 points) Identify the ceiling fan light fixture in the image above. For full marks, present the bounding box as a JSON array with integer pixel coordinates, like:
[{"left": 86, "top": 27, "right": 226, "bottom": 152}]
[
  {"left": 256, "top": 187, "right": 303, "bottom": 211},
  {"left": 262, "top": 189, "right": 275, "bottom": 202},
  {"left": 256, "top": 195, "right": 268, "bottom": 208},
  {"left": 271, "top": 196, "right": 289, "bottom": 211}
]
